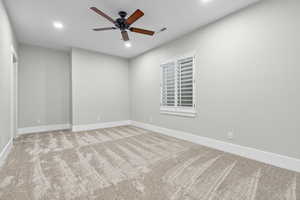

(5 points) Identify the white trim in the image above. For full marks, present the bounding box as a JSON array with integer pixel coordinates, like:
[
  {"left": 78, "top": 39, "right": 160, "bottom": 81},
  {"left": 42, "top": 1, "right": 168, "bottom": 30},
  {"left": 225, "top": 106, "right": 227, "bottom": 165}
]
[
  {"left": 160, "top": 107, "right": 196, "bottom": 117},
  {"left": 130, "top": 121, "right": 300, "bottom": 173},
  {"left": 10, "top": 45, "right": 18, "bottom": 60},
  {"left": 0, "top": 138, "right": 13, "bottom": 168},
  {"left": 10, "top": 48, "right": 18, "bottom": 139},
  {"left": 18, "top": 124, "right": 71, "bottom": 135},
  {"left": 160, "top": 51, "right": 197, "bottom": 65},
  {"left": 72, "top": 120, "right": 131, "bottom": 132}
]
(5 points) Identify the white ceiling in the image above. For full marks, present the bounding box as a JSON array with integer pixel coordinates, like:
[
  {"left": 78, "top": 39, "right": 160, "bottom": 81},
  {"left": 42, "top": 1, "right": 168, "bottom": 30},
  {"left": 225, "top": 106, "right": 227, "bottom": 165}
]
[{"left": 4, "top": 0, "right": 259, "bottom": 58}]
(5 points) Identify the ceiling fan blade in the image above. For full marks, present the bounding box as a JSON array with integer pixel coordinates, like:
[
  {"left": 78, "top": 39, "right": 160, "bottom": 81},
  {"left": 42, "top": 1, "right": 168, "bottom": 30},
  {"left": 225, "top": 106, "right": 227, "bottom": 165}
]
[
  {"left": 130, "top": 27, "right": 155, "bottom": 36},
  {"left": 121, "top": 31, "right": 129, "bottom": 41},
  {"left": 90, "top": 7, "right": 115, "bottom": 24},
  {"left": 93, "top": 27, "right": 117, "bottom": 31},
  {"left": 126, "top": 9, "right": 144, "bottom": 25}
]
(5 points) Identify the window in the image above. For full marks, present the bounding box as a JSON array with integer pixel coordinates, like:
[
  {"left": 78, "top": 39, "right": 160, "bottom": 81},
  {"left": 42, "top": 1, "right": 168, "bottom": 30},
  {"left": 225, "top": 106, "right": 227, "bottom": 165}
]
[{"left": 160, "top": 55, "right": 196, "bottom": 117}]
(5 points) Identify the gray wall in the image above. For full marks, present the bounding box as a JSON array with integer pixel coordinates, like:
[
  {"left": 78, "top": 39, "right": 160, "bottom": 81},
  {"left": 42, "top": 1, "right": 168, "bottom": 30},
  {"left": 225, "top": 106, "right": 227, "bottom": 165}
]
[
  {"left": 0, "top": 0, "right": 18, "bottom": 153},
  {"left": 72, "top": 48, "right": 130, "bottom": 126},
  {"left": 129, "top": 0, "right": 300, "bottom": 159},
  {"left": 18, "top": 44, "right": 71, "bottom": 128}
]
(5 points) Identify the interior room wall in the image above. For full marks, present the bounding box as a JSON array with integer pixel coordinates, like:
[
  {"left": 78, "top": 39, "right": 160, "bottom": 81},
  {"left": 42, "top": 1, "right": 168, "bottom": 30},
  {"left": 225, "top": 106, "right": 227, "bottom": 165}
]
[
  {"left": 0, "top": 0, "right": 18, "bottom": 154},
  {"left": 71, "top": 48, "right": 130, "bottom": 127},
  {"left": 18, "top": 44, "right": 71, "bottom": 128},
  {"left": 129, "top": 0, "right": 300, "bottom": 159}
]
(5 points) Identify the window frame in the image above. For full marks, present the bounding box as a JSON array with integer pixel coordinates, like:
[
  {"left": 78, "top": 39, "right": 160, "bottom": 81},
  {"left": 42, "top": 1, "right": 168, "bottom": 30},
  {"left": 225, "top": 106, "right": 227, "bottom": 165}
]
[{"left": 160, "top": 53, "right": 197, "bottom": 117}]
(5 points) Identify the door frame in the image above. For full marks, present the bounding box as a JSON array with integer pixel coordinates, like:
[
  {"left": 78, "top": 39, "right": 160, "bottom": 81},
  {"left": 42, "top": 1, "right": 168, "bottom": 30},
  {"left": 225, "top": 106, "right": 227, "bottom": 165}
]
[{"left": 11, "top": 45, "right": 18, "bottom": 139}]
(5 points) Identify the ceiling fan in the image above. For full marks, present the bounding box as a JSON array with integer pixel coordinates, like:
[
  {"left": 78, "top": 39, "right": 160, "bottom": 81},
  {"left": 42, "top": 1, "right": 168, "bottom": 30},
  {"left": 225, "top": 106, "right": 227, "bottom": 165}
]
[{"left": 90, "top": 7, "right": 155, "bottom": 42}]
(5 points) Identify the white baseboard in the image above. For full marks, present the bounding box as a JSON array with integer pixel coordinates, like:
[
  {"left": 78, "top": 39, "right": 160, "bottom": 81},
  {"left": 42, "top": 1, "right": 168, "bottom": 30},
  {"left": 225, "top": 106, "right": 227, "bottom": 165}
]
[
  {"left": 18, "top": 124, "right": 71, "bottom": 135},
  {"left": 131, "top": 121, "right": 300, "bottom": 173},
  {"left": 0, "top": 138, "right": 13, "bottom": 168},
  {"left": 72, "top": 120, "right": 131, "bottom": 132}
]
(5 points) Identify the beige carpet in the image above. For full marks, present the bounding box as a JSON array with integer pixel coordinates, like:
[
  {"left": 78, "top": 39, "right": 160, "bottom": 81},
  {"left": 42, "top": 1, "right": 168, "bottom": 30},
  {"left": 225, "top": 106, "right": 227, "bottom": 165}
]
[{"left": 0, "top": 126, "right": 299, "bottom": 200}]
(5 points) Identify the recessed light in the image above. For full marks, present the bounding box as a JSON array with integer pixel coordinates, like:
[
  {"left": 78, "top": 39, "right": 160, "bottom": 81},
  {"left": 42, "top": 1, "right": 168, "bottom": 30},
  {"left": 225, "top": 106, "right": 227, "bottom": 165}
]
[
  {"left": 202, "top": 0, "right": 212, "bottom": 3},
  {"left": 124, "top": 41, "right": 132, "bottom": 48},
  {"left": 53, "top": 21, "right": 64, "bottom": 29}
]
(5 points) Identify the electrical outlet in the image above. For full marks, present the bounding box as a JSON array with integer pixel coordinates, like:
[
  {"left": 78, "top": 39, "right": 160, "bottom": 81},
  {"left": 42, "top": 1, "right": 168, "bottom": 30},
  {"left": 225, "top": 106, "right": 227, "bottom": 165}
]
[
  {"left": 97, "top": 116, "right": 101, "bottom": 121},
  {"left": 227, "top": 131, "right": 234, "bottom": 140},
  {"left": 37, "top": 120, "right": 41, "bottom": 124}
]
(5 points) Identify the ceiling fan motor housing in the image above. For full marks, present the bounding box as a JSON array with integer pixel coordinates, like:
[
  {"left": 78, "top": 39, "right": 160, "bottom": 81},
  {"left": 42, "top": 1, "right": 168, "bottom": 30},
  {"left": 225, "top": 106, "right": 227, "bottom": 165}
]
[
  {"left": 116, "top": 11, "right": 130, "bottom": 30},
  {"left": 119, "top": 11, "right": 127, "bottom": 18}
]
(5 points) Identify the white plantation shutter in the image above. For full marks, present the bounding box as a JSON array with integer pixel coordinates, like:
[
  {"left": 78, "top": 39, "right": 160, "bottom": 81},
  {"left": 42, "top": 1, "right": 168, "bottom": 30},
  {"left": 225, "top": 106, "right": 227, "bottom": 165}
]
[
  {"left": 160, "top": 55, "right": 196, "bottom": 116},
  {"left": 161, "top": 62, "right": 176, "bottom": 107},
  {"left": 177, "top": 57, "right": 194, "bottom": 108}
]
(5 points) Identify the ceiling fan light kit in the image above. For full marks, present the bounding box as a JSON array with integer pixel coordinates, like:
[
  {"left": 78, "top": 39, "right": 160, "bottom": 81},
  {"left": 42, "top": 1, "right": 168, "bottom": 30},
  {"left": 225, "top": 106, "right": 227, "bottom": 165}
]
[{"left": 90, "top": 7, "right": 155, "bottom": 43}]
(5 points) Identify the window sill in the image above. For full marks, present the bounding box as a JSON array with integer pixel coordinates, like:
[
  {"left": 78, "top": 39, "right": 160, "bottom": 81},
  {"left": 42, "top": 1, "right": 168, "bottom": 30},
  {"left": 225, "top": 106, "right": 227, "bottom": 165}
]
[{"left": 160, "top": 107, "right": 196, "bottom": 118}]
